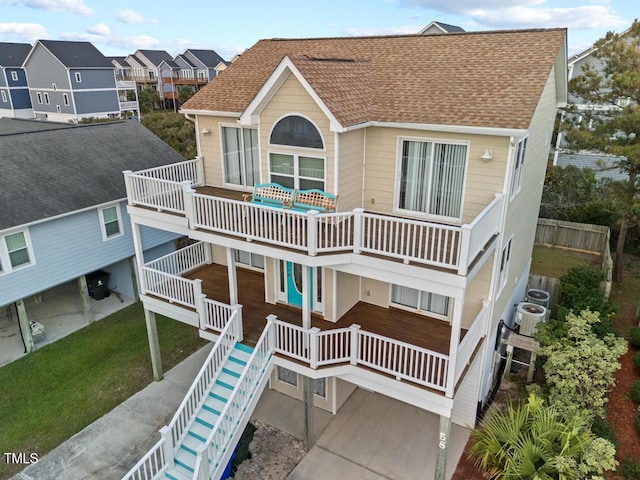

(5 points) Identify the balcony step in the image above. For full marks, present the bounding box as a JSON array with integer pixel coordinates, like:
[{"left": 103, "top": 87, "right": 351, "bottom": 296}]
[{"left": 164, "top": 467, "right": 191, "bottom": 480}]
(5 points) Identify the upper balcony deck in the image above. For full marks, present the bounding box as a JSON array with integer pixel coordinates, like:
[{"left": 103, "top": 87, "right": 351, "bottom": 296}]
[{"left": 124, "top": 158, "right": 503, "bottom": 276}]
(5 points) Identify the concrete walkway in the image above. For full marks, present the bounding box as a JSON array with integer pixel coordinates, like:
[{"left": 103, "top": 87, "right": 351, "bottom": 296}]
[{"left": 11, "top": 345, "right": 469, "bottom": 480}]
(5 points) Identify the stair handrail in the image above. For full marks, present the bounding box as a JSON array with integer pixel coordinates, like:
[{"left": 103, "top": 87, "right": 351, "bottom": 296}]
[
  {"left": 166, "top": 312, "right": 240, "bottom": 450},
  {"left": 120, "top": 437, "right": 166, "bottom": 480},
  {"left": 194, "top": 318, "right": 276, "bottom": 480}
]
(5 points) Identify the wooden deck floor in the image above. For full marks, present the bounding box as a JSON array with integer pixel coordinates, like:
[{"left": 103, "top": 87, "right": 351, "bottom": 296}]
[{"left": 185, "top": 263, "right": 456, "bottom": 354}]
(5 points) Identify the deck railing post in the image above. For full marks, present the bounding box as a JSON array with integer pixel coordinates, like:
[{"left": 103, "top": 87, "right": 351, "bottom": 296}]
[
  {"left": 195, "top": 291, "right": 206, "bottom": 330},
  {"left": 349, "top": 324, "right": 361, "bottom": 365},
  {"left": 309, "top": 327, "right": 321, "bottom": 369},
  {"left": 183, "top": 181, "right": 195, "bottom": 229},
  {"left": 266, "top": 314, "right": 278, "bottom": 352},
  {"left": 307, "top": 210, "right": 319, "bottom": 256},
  {"left": 159, "top": 426, "right": 175, "bottom": 468},
  {"left": 457, "top": 225, "right": 471, "bottom": 276},
  {"left": 195, "top": 156, "right": 205, "bottom": 186},
  {"left": 195, "top": 444, "right": 209, "bottom": 480},
  {"left": 352, "top": 208, "right": 365, "bottom": 254},
  {"left": 233, "top": 304, "right": 244, "bottom": 342},
  {"left": 123, "top": 170, "right": 134, "bottom": 205}
]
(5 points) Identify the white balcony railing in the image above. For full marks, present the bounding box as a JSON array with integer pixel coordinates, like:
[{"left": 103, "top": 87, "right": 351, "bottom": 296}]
[
  {"left": 117, "top": 80, "right": 137, "bottom": 89},
  {"left": 124, "top": 159, "right": 502, "bottom": 273},
  {"left": 454, "top": 301, "right": 489, "bottom": 384},
  {"left": 119, "top": 101, "right": 139, "bottom": 111}
]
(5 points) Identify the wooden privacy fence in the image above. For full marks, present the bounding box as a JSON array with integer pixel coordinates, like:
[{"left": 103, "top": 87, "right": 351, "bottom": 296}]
[{"left": 535, "top": 218, "right": 613, "bottom": 285}]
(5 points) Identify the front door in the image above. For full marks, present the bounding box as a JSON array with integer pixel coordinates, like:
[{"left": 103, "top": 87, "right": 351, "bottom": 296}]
[{"left": 286, "top": 262, "right": 304, "bottom": 307}]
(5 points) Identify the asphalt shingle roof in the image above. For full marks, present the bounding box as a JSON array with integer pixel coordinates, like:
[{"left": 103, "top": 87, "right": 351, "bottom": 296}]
[
  {"left": 38, "top": 40, "right": 113, "bottom": 68},
  {"left": 186, "top": 49, "right": 225, "bottom": 68},
  {"left": 137, "top": 50, "right": 178, "bottom": 68},
  {"left": 182, "top": 29, "right": 566, "bottom": 130},
  {"left": 0, "top": 119, "right": 186, "bottom": 230},
  {"left": 0, "top": 42, "right": 32, "bottom": 67}
]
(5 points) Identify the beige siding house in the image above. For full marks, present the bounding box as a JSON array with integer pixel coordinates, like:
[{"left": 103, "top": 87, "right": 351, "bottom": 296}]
[{"left": 122, "top": 29, "right": 567, "bottom": 480}]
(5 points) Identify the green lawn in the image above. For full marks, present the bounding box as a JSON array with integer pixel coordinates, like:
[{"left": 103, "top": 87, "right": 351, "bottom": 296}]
[
  {"left": 0, "top": 302, "right": 206, "bottom": 478},
  {"left": 530, "top": 244, "right": 595, "bottom": 278}
]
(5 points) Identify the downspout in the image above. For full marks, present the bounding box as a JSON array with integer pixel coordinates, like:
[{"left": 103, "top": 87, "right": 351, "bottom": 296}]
[{"left": 184, "top": 113, "right": 203, "bottom": 159}]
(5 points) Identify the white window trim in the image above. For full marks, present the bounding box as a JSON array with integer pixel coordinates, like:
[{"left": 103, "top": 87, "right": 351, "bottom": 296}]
[
  {"left": 63, "top": 93, "right": 69, "bottom": 106},
  {"left": 497, "top": 236, "right": 513, "bottom": 294},
  {"left": 99, "top": 204, "right": 124, "bottom": 241},
  {"left": 509, "top": 136, "right": 528, "bottom": 200},
  {"left": 1, "top": 91, "right": 6, "bottom": 102},
  {"left": 268, "top": 150, "right": 326, "bottom": 191},
  {"left": 36, "top": 92, "right": 43, "bottom": 104},
  {"left": 43, "top": 92, "right": 50, "bottom": 105},
  {"left": 219, "top": 124, "right": 261, "bottom": 190},
  {"left": 393, "top": 135, "right": 469, "bottom": 223},
  {"left": 267, "top": 113, "right": 327, "bottom": 153},
  {"left": 0, "top": 229, "right": 36, "bottom": 275},
  {"left": 75, "top": 72, "right": 82, "bottom": 83},
  {"left": 389, "top": 284, "right": 451, "bottom": 322},
  {"left": 11, "top": 71, "right": 18, "bottom": 81}
]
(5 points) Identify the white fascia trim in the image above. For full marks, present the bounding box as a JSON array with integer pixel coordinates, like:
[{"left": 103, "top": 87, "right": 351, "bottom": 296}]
[
  {"left": 0, "top": 198, "right": 128, "bottom": 233},
  {"left": 238, "top": 56, "right": 344, "bottom": 132},
  {"left": 179, "top": 108, "right": 241, "bottom": 117},
  {"left": 342, "top": 121, "right": 527, "bottom": 138}
]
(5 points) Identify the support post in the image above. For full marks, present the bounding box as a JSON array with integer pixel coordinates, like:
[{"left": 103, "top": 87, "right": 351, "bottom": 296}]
[
  {"left": 309, "top": 327, "right": 320, "bottom": 369},
  {"left": 504, "top": 344, "right": 514, "bottom": 380},
  {"left": 349, "top": 324, "right": 361, "bottom": 365},
  {"left": 131, "top": 222, "right": 146, "bottom": 293},
  {"left": 144, "top": 309, "right": 163, "bottom": 381},
  {"left": 352, "top": 208, "right": 364, "bottom": 254},
  {"left": 160, "top": 426, "right": 175, "bottom": 468},
  {"left": 527, "top": 351, "right": 537, "bottom": 383},
  {"left": 302, "top": 374, "right": 315, "bottom": 449},
  {"left": 129, "top": 256, "right": 140, "bottom": 301},
  {"left": 435, "top": 414, "right": 451, "bottom": 480},
  {"left": 306, "top": 210, "right": 318, "bottom": 256},
  {"left": 226, "top": 247, "right": 238, "bottom": 306},
  {"left": 16, "top": 299, "right": 34, "bottom": 353},
  {"left": 302, "top": 265, "right": 311, "bottom": 329},
  {"left": 445, "top": 296, "right": 463, "bottom": 397},
  {"left": 78, "top": 274, "right": 93, "bottom": 324}
]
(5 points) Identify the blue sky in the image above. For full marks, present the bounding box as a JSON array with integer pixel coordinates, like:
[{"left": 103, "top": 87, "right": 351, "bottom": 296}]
[{"left": 0, "top": 0, "right": 635, "bottom": 60}]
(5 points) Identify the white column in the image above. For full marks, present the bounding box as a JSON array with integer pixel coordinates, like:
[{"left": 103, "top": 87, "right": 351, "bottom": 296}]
[
  {"left": 302, "top": 265, "right": 311, "bottom": 329},
  {"left": 446, "top": 296, "right": 463, "bottom": 398},
  {"left": 130, "top": 222, "right": 146, "bottom": 293},
  {"left": 302, "top": 374, "right": 315, "bottom": 449},
  {"left": 16, "top": 300, "right": 34, "bottom": 353},
  {"left": 78, "top": 275, "right": 93, "bottom": 324},
  {"left": 226, "top": 247, "right": 238, "bottom": 305}
]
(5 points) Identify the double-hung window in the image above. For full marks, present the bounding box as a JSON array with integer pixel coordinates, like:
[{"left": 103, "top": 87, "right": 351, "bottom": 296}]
[
  {"left": 510, "top": 137, "right": 528, "bottom": 199},
  {"left": 497, "top": 237, "right": 512, "bottom": 293},
  {"left": 99, "top": 204, "right": 123, "bottom": 240},
  {"left": 397, "top": 139, "right": 467, "bottom": 220},
  {"left": 221, "top": 126, "right": 259, "bottom": 187},
  {"left": 269, "top": 115, "right": 325, "bottom": 190},
  {"left": 391, "top": 284, "right": 450, "bottom": 320},
  {"left": 0, "top": 230, "right": 34, "bottom": 273}
]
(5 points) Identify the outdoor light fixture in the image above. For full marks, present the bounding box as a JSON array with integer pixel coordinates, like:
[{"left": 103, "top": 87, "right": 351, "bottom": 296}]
[
  {"left": 201, "top": 127, "right": 211, "bottom": 134},
  {"left": 480, "top": 148, "right": 493, "bottom": 162}
]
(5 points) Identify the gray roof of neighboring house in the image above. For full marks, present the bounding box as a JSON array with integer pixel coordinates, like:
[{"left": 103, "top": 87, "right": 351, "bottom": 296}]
[
  {"left": 37, "top": 40, "right": 113, "bottom": 68},
  {"left": 186, "top": 49, "right": 225, "bottom": 67},
  {"left": 0, "top": 42, "right": 32, "bottom": 67},
  {"left": 137, "top": 49, "right": 178, "bottom": 68},
  {"left": 555, "top": 152, "right": 628, "bottom": 182},
  {"left": 0, "top": 118, "right": 186, "bottom": 230},
  {"left": 175, "top": 54, "right": 196, "bottom": 68},
  {"left": 107, "top": 56, "right": 132, "bottom": 68}
]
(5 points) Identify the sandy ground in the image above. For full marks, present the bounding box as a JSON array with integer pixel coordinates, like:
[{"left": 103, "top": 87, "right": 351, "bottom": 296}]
[{"left": 232, "top": 419, "right": 307, "bottom": 480}]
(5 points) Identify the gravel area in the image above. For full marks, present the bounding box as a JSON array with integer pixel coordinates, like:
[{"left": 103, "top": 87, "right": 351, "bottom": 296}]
[{"left": 233, "top": 419, "right": 308, "bottom": 480}]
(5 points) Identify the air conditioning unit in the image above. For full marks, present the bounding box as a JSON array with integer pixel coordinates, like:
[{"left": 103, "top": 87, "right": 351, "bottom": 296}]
[
  {"left": 515, "top": 302, "right": 547, "bottom": 337},
  {"left": 525, "top": 288, "right": 550, "bottom": 308}
]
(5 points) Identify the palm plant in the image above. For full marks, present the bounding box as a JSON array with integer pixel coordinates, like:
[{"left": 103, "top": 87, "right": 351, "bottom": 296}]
[{"left": 468, "top": 394, "right": 616, "bottom": 479}]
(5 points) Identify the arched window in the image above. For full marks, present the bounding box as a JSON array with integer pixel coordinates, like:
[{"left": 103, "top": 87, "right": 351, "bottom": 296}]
[{"left": 270, "top": 115, "right": 323, "bottom": 149}]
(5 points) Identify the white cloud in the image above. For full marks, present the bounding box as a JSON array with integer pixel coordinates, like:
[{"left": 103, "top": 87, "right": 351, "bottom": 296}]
[
  {"left": 393, "top": 0, "right": 626, "bottom": 30},
  {"left": 2, "top": 0, "right": 93, "bottom": 16},
  {"left": 0, "top": 22, "right": 48, "bottom": 42},
  {"left": 87, "top": 23, "right": 111, "bottom": 36},
  {"left": 115, "top": 9, "right": 157, "bottom": 24}
]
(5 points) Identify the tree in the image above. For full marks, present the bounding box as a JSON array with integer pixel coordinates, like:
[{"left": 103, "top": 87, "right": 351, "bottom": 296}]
[
  {"left": 469, "top": 394, "right": 617, "bottom": 479},
  {"left": 177, "top": 86, "right": 194, "bottom": 105},
  {"left": 561, "top": 20, "right": 640, "bottom": 282},
  {"left": 141, "top": 111, "right": 196, "bottom": 159},
  {"left": 137, "top": 87, "right": 158, "bottom": 113}
]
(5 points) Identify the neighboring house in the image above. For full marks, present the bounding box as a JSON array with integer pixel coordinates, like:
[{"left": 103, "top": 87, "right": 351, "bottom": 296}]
[
  {"left": 0, "top": 42, "right": 33, "bottom": 119},
  {"left": 22, "top": 40, "right": 123, "bottom": 122},
  {"left": 419, "top": 21, "right": 465, "bottom": 34},
  {"left": 181, "top": 48, "right": 226, "bottom": 81},
  {"left": 123, "top": 29, "right": 567, "bottom": 480},
  {"left": 131, "top": 49, "right": 179, "bottom": 105},
  {"left": 0, "top": 118, "right": 185, "bottom": 354},
  {"left": 553, "top": 25, "right": 632, "bottom": 180}
]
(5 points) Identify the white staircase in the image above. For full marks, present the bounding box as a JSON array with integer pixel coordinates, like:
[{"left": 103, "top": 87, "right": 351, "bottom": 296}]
[{"left": 166, "top": 342, "right": 255, "bottom": 480}]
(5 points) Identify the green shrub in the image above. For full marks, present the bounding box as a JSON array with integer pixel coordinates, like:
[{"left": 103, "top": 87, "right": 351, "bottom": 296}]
[
  {"left": 591, "top": 418, "right": 617, "bottom": 445},
  {"left": 634, "top": 351, "right": 640, "bottom": 372},
  {"left": 632, "top": 381, "right": 640, "bottom": 404},
  {"left": 637, "top": 410, "right": 640, "bottom": 434},
  {"left": 630, "top": 327, "right": 640, "bottom": 348},
  {"left": 622, "top": 457, "right": 640, "bottom": 479}
]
